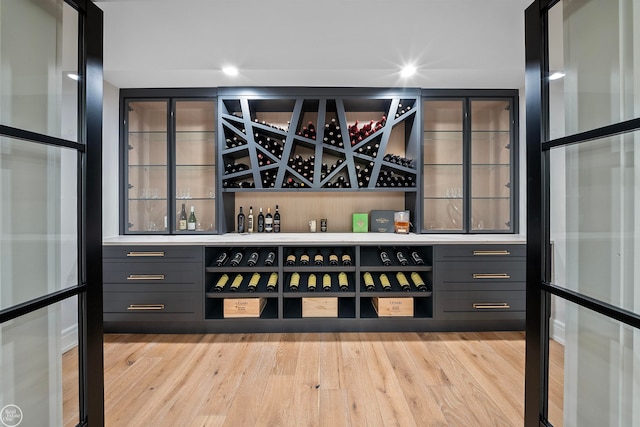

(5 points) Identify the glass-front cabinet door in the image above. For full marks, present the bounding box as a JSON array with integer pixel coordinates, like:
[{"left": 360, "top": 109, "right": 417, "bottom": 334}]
[
  {"left": 422, "top": 100, "right": 465, "bottom": 231},
  {"left": 174, "top": 100, "right": 216, "bottom": 232},
  {"left": 126, "top": 100, "right": 169, "bottom": 233},
  {"left": 470, "top": 99, "right": 513, "bottom": 231},
  {"left": 422, "top": 91, "right": 517, "bottom": 233}
]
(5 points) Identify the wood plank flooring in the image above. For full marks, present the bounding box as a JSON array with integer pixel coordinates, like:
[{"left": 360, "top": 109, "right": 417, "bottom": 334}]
[{"left": 62, "top": 331, "right": 565, "bottom": 427}]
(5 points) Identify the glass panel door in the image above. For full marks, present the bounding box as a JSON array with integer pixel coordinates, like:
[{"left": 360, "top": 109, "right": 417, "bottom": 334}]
[
  {"left": 126, "top": 101, "right": 168, "bottom": 233},
  {"left": 422, "top": 100, "right": 464, "bottom": 231},
  {"left": 174, "top": 100, "right": 216, "bottom": 232}
]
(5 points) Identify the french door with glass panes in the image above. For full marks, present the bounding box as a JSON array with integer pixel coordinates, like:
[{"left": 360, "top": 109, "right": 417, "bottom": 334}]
[
  {"left": 0, "top": 1, "right": 103, "bottom": 426},
  {"left": 525, "top": 0, "right": 640, "bottom": 426}
]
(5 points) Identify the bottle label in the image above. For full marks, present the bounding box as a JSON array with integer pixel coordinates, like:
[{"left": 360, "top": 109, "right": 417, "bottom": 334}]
[
  {"left": 188, "top": 222, "right": 196, "bottom": 231},
  {"left": 273, "top": 220, "right": 280, "bottom": 232},
  {"left": 179, "top": 220, "right": 187, "bottom": 230},
  {"left": 265, "top": 218, "right": 273, "bottom": 232}
]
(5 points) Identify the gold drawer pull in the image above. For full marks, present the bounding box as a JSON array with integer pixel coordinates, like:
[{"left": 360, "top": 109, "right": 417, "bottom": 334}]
[
  {"left": 127, "top": 274, "right": 165, "bottom": 280},
  {"left": 473, "top": 303, "right": 510, "bottom": 310},
  {"left": 473, "top": 250, "right": 511, "bottom": 256},
  {"left": 127, "top": 304, "right": 165, "bottom": 310},
  {"left": 126, "top": 251, "right": 165, "bottom": 257},
  {"left": 472, "top": 273, "right": 510, "bottom": 279}
]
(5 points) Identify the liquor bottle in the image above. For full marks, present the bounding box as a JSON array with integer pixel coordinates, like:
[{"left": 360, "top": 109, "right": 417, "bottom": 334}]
[
  {"left": 237, "top": 206, "right": 245, "bottom": 233},
  {"left": 322, "top": 274, "right": 332, "bottom": 291},
  {"left": 380, "top": 274, "right": 392, "bottom": 291},
  {"left": 307, "top": 273, "right": 317, "bottom": 291},
  {"left": 215, "top": 249, "right": 230, "bottom": 267},
  {"left": 338, "top": 272, "right": 349, "bottom": 291},
  {"left": 247, "top": 249, "right": 260, "bottom": 267},
  {"left": 314, "top": 249, "right": 324, "bottom": 266},
  {"left": 378, "top": 247, "right": 392, "bottom": 266},
  {"left": 266, "top": 272, "right": 278, "bottom": 292},
  {"left": 394, "top": 247, "right": 409, "bottom": 266},
  {"left": 396, "top": 272, "right": 411, "bottom": 291},
  {"left": 265, "top": 207, "right": 273, "bottom": 232},
  {"left": 247, "top": 272, "right": 261, "bottom": 292},
  {"left": 229, "top": 274, "right": 243, "bottom": 292},
  {"left": 328, "top": 249, "right": 339, "bottom": 266},
  {"left": 273, "top": 205, "right": 281, "bottom": 232},
  {"left": 289, "top": 272, "right": 300, "bottom": 292},
  {"left": 264, "top": 250, "right": 276, "bottom": 266},
  {"left": 257, "top": 207, "right": 265, "bottom": 232},
  {"left": 363, "top": 272, "right": 375, "bottom": 291},
  {"left": 213, "top": 274, "right": 229, "bottom": 292},
  {"left": 341, "top": 251, "right": 352, "bottom": 266},
  {"left": 300, "top": 249, "right": 310, "bottom": 266},
  {"left": 411, "top": 272, "right": 428, "bottom": 292},
  {"left": 247, "top": 206, "right": 254, "bottom": 233},
  {"left": 179, "top": 203, "right": 187, "bottom": 231},
  {"left": 230, "top": 248, "right": 244, "bottom": 267},
  {"left": 286, "top": 249, "right": 296, "bottom": 266},
  {"left": 410, "top": 249, "right": 425, "bottom": 265}
]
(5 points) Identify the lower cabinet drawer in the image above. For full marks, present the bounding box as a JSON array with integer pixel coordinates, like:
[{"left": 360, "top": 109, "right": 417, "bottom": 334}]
[
  {"left": 437, "top": 261, "right": 526, "bottom": 284},
  {"left": 437, "top": 290, "right": 525, "bottom": 319},
  {"left": 103, "top": 262, "right": 200, "bottom": 285},
  {"left": 104, "top": 291, "right": 202, "bottom": 321}
]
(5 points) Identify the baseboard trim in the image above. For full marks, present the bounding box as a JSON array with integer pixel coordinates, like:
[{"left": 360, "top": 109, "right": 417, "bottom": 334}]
[
  {"left": 550, "top": 318, "right": 565, "bottom": 345},
  {"left": 62, "top": 323, "right": 78, "bottom": 353}
]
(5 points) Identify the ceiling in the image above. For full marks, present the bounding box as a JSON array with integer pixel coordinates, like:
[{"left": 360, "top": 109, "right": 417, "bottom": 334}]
[{"left": 96, "top": 0, "right": 532, "bottom": 90}]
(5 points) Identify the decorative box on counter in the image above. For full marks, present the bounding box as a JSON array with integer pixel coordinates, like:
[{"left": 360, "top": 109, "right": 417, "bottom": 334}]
[
  {"left": 352, "top": 213, "right": 368, "bottom": 233},
  {"left": 370, "top": 210, "right": 395, "bottom": 233}
]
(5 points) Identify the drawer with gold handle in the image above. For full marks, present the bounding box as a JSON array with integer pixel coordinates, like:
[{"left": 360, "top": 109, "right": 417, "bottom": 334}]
[
  {"left": 126, "top": 251, "right": 165, "bottom": 257},
  {"left": 472, "top": 302, "right": 511, "bottom": 310},
  {"left": 473, "top": 250, "right": 511, "bottom": 256},
  {"left": 127, "top": 304, "right": 165, "bottom": 311},
  {"left": 472, "top": 273, "right": 511, "bottom": 280},
  {"left": 126, "top": 274, "right": 165, "bottom": 281}
]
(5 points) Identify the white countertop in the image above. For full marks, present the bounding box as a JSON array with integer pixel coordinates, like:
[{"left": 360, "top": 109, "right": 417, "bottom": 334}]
[{"left": 103, "top": 233, "right": 527, "bottom": 246}]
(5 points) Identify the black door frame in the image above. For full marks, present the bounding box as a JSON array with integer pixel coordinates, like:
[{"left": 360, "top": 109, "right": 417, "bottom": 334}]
[
  {"left": 0, "top": 1, "right": 104, "bottom": 425},
  {"left": 524, "top": 1, "right": 640, "bottom": 426}
]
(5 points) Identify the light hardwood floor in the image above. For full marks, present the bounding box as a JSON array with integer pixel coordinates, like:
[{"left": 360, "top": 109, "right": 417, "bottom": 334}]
[{"left": 63, "top": 331, "right": 564, "bottom": 427}]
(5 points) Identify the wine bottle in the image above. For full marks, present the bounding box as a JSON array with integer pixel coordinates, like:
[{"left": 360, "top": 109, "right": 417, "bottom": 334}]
[
  {"left": 300, "top": 249, "right": 310, "bottom": 266},
  {"left": 289, "top": 272, "right": 300, "bottom": 292},
  {"left": 257, "top": 207, "right": 265, "bottom": 232},
  {"left": 322, "top": 274, "right": 332, "bottom": 291},
  {"left": 230, "top": 248, "right": 244, "bottom": 267},
  {"left": 213, "top": 274, "right": 229, "bottom": 292},
  {"left": 229, "top": 274, "right": 243, "bottom": 292},
  {"left": 363, "top": 272, "right": 375, "bottom": 291},
  {"left": 265, "top": 207, "right": 273, "bottom": 232},
  {"left": 314, "top": 249, "right": 324, "bottom": 266},
  {"left": 411, "top": 272, "right": 428, "bottom": 292},
  {"left": 396, "top": 272, "right": 411, "bottom": 291},
  {"left": 338, "top": 272, "right": 349, "bottom": 291},
  {"left": 394, "top": 247, "right": 409, "bottom": 266},
  {"left": 215, "top": 249, "right": 230, "bottom": 266},
  {"left": 187, "top": 206, "right": 197, "bottom": 231},
  {"left": 273, "top": 205, "right": 281, "bottom": 232},
  {"left": 247, "top": 272, "right": 261, "bottom": 292},
  {"left": 247, "top": 206, "right": 254, "bottom": 233},
  {"left": 264, "top": 250, "right": 276, "bottom": 266},
  {"left": 378, "top": 247, "right": 392, "bottom": 266},
  {"left": 410, "top": 249, "right": 425, "bottom": 265},
  {"left": 379, "top": 274, "right": 392, "bottom": 291},
  {"left": 266, "top": 272, "right": 278, "bottom": 292},
  {"left": 237, "top": 206, "right": 245, "bottom": 233},
  {"left": 341, "top": 251, "right": 352, "bottom": 266},
  {"left": 328, "top": 249, "right": 339, "bottom": 266},
  {"left": 286, "top": 249, "right": 296, "bottom": 266},
  {"left": 179, "top": 203, "right": 187, "bottom": 231},
  {"left": 247, "top": 249, "right": 260, "bottom": 267}
]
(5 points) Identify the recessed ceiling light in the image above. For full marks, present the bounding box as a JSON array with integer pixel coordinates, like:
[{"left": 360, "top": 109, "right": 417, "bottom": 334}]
[
  {"left": 549, "top": 71, "right": 565, "bottom": 80},
  {"left": 400, "top": 65, "right": 416, "bottom": 78},
  {"left": 222, "top": 66, "right": 239, "bottom": 76},
  {"left": 67, "top": 73, "right": 80, "bottom": 81}
]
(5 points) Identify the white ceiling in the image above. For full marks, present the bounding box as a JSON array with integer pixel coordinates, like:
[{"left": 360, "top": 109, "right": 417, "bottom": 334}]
[{"left": 96, "top": 0, "right": 532, "bottom": 90}]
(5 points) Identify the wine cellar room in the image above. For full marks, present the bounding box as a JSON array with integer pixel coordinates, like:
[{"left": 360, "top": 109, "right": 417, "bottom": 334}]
[{"left": 4, "top": 0, "right": 639, "bottom": 426}]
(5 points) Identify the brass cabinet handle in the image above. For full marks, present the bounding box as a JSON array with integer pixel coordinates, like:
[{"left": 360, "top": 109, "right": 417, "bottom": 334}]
[
  {"left": 126, "top": 251, "right": 165, "bottom": 257},
  {"left": 473, "top": 303, "right": 510, "bottom": 309},
  {"left": 127, "top": 304, "right": 165, "bottom": 310},
  {"left": 472, "top": 273, "right": 510, "bottom": 279},
  {"left": 473, "top": 250, "right": 511, "bottom": 256},
  {"left": 127, "top": 274, "right": 165, "bottom": 280}
]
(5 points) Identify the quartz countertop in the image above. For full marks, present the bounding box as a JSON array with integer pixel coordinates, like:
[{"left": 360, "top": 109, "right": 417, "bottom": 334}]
[{"left": 103, "top": 233, "right": 527, "bottom": 246}]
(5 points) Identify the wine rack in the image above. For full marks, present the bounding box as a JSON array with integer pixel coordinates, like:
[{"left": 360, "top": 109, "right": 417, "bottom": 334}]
[{"left": 218, "top": 92, "right": 420, "bottom": 191}]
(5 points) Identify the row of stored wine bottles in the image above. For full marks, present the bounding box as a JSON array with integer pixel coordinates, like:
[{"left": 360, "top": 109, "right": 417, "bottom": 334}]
[
  {"left": 235, "top": 205, "right": 282, "bottom": 234},
  {"left": 208, "top": 246, "right": 429, "bottom": 268}
]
